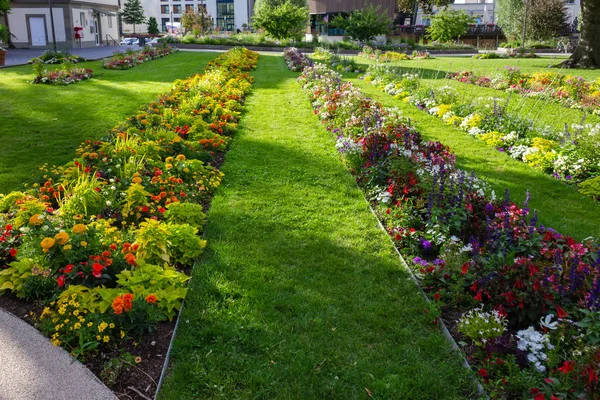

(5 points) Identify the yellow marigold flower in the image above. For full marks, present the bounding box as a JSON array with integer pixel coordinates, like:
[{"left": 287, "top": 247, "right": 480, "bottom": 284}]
[
  {"left": 98, "top": 322, "right": 108, "bottom": 333},
  {"left": 63, "top": 245, "right": 72, "bottom": 251},
  {"left": 40, "top": 237, "right": 55, "bottom": 252},
  {"left": 73, "top": 310, "right": 79, "bottom": 316},
  {"left": 103, "top": 336, "right": 110, "bottom": 343},
  {"left": 55, "top": 324, "right": 61, "bottom": 331},
  {"left": 51, "top": 339, "right": 61, "bottom": 346},
  {"left": 165, "top": 163, "right": 173, "bottom": 169},
  {"left": 172, "top": 136, "right": 181, "bottom": 143},
  {"left": 72, "top": 224, "right": 87, "bottom": 234},
  {"left": 109, "top": 323, "right": 115, "bottom": 329},
  {"left": 73, "top": 214, "right": 83, "bottom": 220},
  {"left": 96, "top": 335, "right": 101, "bottom": 341},
  {"left": 78, "top": 316, "right": 85, "bottom": 323},
  {"left": 80, "top": 241, "right": 88, "bottom": 247},
  {"left": 183, "top": 168, "right": 190, "bottom": 173},
  {"left": 176, "top": 154, "right": 186, "bottom": 161},
  {"left": 87, "top": 322, "right": 93, "bottom": 327},
  {"left": 58, "top": 306, "right": 66, "bottom": 315},
  {"left": 54, "top": 231, "right": 69, "bottom": 245},
  {"left": 73, "top": 323, "right": 81, "bottom": 330},
  {"left": 132, "top": 176, "right": 143, "bottom": 184},
  {"left": 165, "top": 157, "right": 174, "bottom": 163},
  {"left": 29, "top": 214, "right": 44, "bottom": 226},
  {"left": 120, "top": 330, "right": 125, "bottom": 339},
  {"left": 63, "top": 319, "right": 69, "bottom": 324},
  {"left": 41, "top": 307, "right": 51, "bottom": 318}
]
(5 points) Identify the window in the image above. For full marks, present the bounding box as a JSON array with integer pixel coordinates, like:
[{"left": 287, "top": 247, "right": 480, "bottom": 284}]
[
  {"left": 185, "top": 4, "right": 194, "bottom": 11},
  {"left": 173, "top": 4, "right": 182, "bottom": 14},
  {"left": 216, "top": 0, "right": 234, "bottom": 31},
  {"left": 161, "top": 4, "right": 170, "bottom": 13},
  {"left": 162, "top": 17, "right": 170, "bottom": 30},
  {"left": 108, "top": 16, "right": 113, "bottom": 28},
  {"left": 80, "top": 12, "right": 86, "bottom": 27}
]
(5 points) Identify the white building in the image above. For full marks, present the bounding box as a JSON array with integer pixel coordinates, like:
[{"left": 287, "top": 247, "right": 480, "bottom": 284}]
[
  {"left": 121, "top": 0, "right": 254, "bottom": 34},
  {"left": 8, "top": 0, "right": 120, "bottom": 48}
]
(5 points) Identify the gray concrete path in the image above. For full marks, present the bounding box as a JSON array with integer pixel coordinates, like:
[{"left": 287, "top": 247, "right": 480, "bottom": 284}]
[
  {"left": 1, "top": 45, "right": 139, "bottom": 67},
  {"left": 0, "top": 308, "right": 116, "bottom": 400}
]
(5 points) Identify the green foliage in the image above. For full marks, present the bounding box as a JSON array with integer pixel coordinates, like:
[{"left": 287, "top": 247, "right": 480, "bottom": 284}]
[
  {"left": 0, "top": 259, "right": 35, "bottom": 296},
  {"left": 116, "top": 263, "right": 189, "bottom": 320},
  {"left": 134, "top": 219, "right": 171, "bottom": 264},
  {"left": 527, "top": 0, "right": 568, "bottom": 40},
  {"left": 578, "top": 176, "right": 600, "bottom": 200},
  {"left": 121, "top": 183, "right": 151, "bottom": 219},
  {"left": 163, "top": 202, "right": 206, "bottom": 229},
  {"left": 168, "top": 224, "right": 206, "bottom": 265},
  {"left": 58, "top": 171, "right": 104, "bottom": 221},
  {"left": 113, "top": 296, "right": 163, "bottom": 338},
  {"left": 252, "top": 0, "right": 309, "bottom": 40},
  {"left": 0, "top": 191, "right": 25, "bottom": 213},
  {"left": 22, "top": 274, "right": 59, "bottom": 301},
  {"left": 397, "top": 0, "right": 453, "bottom": 14},
  {"left": 147, "top": 17, "right": 159, "bottom": 35},
  {"left": 496, "top": 0, "right": 524, "bottom": 39},
  {"left": 331, "top": 5, "right": 392, "bottom": 42},
  {"left": 426, "top": 10, "right": 473, "bottom": 43},
  {"left": 0, "top": 24, "right": 8, "bottom": 45},
  {"left": 121, "top": 0, "right": 146, "bottom": 32}
]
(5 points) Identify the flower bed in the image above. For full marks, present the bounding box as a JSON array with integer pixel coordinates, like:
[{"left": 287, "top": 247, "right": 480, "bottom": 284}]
[
  {"left": 28, "top": 50, "right": 86, "bottom": 65},
  {"left": 446, "top": 68, "right": 600, "bottom": 115},
  {"left": 362, "top": 64, "right": 600, "bottom": 199},
  {"left": 311, "top": 46, "right": 364, "bottom": 73},
  {"left": 283, "top": 47, "right": 313, "bottom": 72},
  {"left": 358, "top": 45, "right": 433, "bottom": 62},
  {"left": 285, "top": 49, "right": 600, "bottom": 399},
  {"left": 31, "top": 61, "right": 94, "bottom": 85},
  {"left": 101, "top": 46, "right": 176, "bottom": 70},
  {"left": 0, "top": 47, "right": 258, "bottom": 396}
]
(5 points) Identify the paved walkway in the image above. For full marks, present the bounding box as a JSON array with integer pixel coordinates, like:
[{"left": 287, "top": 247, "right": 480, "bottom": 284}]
[
  {"left": 1, "top": 45, "right": 139, "bottom": 67},
  {"left": 0, "top": 308, "right": 116, "bottom": 400}
]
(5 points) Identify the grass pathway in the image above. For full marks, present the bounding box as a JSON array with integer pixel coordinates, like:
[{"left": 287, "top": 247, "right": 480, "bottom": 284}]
[
  {"left": 159, "top": 54, "right": 476, "bottom": 399},
  {"left": 348, "top": 77, "right": 600, "bottom": 241}
]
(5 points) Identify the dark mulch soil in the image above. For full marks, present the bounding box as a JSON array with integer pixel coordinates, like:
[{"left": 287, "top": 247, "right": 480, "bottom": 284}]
[
  {"left": 0, "top": 294, "right": 175, "bottom": 400},
  {"left": 441, "top": 306, "right": 478, "bottom": 361}
]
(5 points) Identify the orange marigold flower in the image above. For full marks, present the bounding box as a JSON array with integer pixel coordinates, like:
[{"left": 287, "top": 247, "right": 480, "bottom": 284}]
[
  {"left": 29, "top": 214, "right": 44, "bottom": 226},
  {"left": 40, "top": 237, "right": 55, "bottom": 252},
  {"left": 112, "top": 296, "right": 124, "bottom": 315},
  {"left": 54, "top": 231, "right": 69, "bottom": 245},
  {"left": 72, "top": 224, "right": 87, "bottom": 234},
  {"left": 145, "top": 294, "right": 157, "bottom": 304},
  {"left": 124, "top": 253, "right": 137, "bottom": 266}
]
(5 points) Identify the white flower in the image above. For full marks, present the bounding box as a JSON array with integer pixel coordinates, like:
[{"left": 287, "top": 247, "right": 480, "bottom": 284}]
[{"left": 540, "top": 314, "right": 558, "bottom": 330}]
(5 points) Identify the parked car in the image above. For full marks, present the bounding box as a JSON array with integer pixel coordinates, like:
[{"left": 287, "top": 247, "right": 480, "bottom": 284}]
[
  {"left": 147, "top": 37, "right": 161, "bottom": 45},
  {"left": 120, "top": 38, "right": 139, "bottom": 46}
]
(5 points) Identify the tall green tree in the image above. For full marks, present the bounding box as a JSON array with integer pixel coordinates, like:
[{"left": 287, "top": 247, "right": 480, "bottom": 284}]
[
  {"left": 426, "top": 9, "right": 472, "bottom": 42},
  {"left": 147, "top": 16, "right": 159, "bottom": 34},
  {"left": 121, "top": 0, "right": 146, "bottom": 34},
  {"left": 528, "top": 0, "right": 567, "bottom": 40},
  {"left": 397, "top": 0, "right": 453, "bottom": 14},
  {"left": 252, "top": 0, "right": 308, "bottom": 40},
  {"left": 331, "top": 5, "right": 392, "bottom": 42},
  {"left": 495, "top": 0, "right": 524, "bottom": 40}
]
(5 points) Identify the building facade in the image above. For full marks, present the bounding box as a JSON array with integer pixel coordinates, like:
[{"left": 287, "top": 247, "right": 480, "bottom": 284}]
[
  {"left": 121, "top": 0, "right": 253, "bottom": 34},
  {"left": 8, "top": 0, "right": 120, "bottom": 48}
]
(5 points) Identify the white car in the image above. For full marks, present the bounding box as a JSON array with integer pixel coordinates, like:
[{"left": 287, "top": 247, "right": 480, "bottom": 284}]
[{"left": 120, "top": 38, "right": 139, "bottom": 46}]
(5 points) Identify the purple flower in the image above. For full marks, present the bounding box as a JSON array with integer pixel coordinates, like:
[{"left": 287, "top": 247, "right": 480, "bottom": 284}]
[
  {"left": 566, "top": 175, "right": 572, "bottom": 180},
  {"left": 421, "top": 239, "right": 432, "bottom": 250},
  {"left": 413, "top": 257, "right": 422, "bottom": 264}
]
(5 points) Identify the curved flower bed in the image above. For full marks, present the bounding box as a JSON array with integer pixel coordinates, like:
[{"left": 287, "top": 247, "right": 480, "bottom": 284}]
[
  {"left": 0, "top": 48, "right": 258, "bottom": 368},
  {"left": 286, "top": 49, "right": 600, "bottom": 399},
  {"left": 101, "top": 46, "right": 176, "bottom": 70},
  {"left": 363, "top": 64, "right": 600, "bottom": 199},
  {"left": 358, "top": 45, "right": 433, "bottom": 62},
  {"left": 31, "top": 62, "right": 94, "bottom": 85},
  {"left": 446, "top": 69, "right": 600, "bottom": 115}
]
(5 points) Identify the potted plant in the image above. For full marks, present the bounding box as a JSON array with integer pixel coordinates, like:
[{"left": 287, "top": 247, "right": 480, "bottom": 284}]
[{"left": 0, "top": 24, "right": 8, "bottom": 67}]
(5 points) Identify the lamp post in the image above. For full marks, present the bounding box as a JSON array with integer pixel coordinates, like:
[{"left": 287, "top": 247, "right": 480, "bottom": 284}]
[
  {"left": 521, "top": 0, "right": 528, "bottom": 51},
  {"left": 47, "top": 0, "right": 57, "bottom": 50}
]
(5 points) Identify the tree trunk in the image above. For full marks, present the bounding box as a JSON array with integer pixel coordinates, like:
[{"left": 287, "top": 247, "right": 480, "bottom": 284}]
[{"left": 561, "top": 0, "right": 600, "bottom": 68}]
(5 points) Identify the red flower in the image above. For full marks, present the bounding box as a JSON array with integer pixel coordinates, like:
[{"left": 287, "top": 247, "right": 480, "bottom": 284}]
[
  {"left": 92, "top": 263, "right": 104, "bottom": 278},
  {"left": 9, "top": 248, "right": 17, "bottom": 257},
  {"left": 474, "top": 290, "right": 483, "bottom": 301},
  {"left": 57, "top": 275, "right": 65, "bottom": 287},
  {"left": 461, "top": 262, "right": 469, "bottom": 275},
  {"left": 478, "top": 368, "right": 488, "bottom": 378},
  {"left": 145, "top": 294, "right": 157, "bottom": 304},
  {"left": 558, "top": 360, "right": 574, "bottom": 374},
  {"left": 534, "top": 394, "right": 545, "bottom": 400},
  {"left": 555, "top": 305, "right": 568, "bottom": 319},
  {"left": 64, "top": 264, "right": 73, "bottom": 274},
  {"left": 434, "top": 293, "right": 441, "bottom": 301}
]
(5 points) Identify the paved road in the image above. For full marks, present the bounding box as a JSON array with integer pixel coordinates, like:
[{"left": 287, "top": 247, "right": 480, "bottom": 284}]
[
  {"left": 0, "top": 308, "right": 116, "bottom": 400},
  {"left": 1, "top": 45, "right": 139, "bottom": 67}
]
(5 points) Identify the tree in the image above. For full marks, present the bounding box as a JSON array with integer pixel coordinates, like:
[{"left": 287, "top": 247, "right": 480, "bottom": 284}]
[
  {"left": 560, "top": 0, "right": 599, "bottom": 68},
  {"left": 330, "top": 5, "right": 392, "bottom": 42},
  {"left": 496, "top": 0, "right": 524, "bottom": 40},
  {"left": 0, "top": 0, "right": 10, "bottom": 47},
  {"left": 252, "top": 0, "right": 309, "bottom": 40},
  {"left": 121, "top": 0, "right": 146, "bottom": 34},
  {"left": 147, "top": 16, "right": 159, "bottom": 35},
  {"left": 528, "top": 0, "right": 567, "bottom": 40},
  {"left": 426, "top": 9, "right": 472, "bottom": 42},
  {"left": 180, "top": 9, "right": 198, "bottom": 32}
]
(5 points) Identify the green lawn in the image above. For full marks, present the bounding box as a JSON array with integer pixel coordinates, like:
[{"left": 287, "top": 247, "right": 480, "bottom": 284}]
[
  {"left": 159, "top": 53, "right": 477, "bottom": 399},
  {"left": 348, "top": 76, "right": 600, "bottom": 241},
  {"left": 0, "top": 51, "right": 218, "bottom": 193}
]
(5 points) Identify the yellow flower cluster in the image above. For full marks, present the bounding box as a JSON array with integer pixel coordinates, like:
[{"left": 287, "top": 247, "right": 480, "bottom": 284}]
[
  {"left": 29, "top": 214, "right": 44, "bottom": 226},
  {"left": 54, "top": 231, "right": 69, "bottom": 245},
  {"left": 40, "top": 237, "right": 55, "bottom": 253},
  {"left": 72, "top": 224, "right": 88, "bottom": 234}
]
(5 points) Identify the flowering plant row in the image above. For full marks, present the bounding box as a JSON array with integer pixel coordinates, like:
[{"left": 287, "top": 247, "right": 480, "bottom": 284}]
[
  {"left": 311, "top": 47, "right": 364, "bottom": 73},
  {"left": 363, "top": 64, "right": 600, "bottom": 199},
  {"left": 28, "top": 50, "right": 86, "bottom": 65},
  {"left": 31, "top": 61, "right": 94, "bottom": 85},
  {"left": 446, "top": 68, "right": 600, "bottom": 115},
  {"left": 101, "top": 45, "right": 176, "bottom": 70},
  {"left": 286, "top": 49, "right": 600, "bottom": 399},
  {"left": 1, "top": 48, "right": 259, "bottom": 359},
  {"left": 358, "top": 45, "right": 433, "bottom": 62},
  {"left": 283, "top": 47, "right": 313, "bottom": 72}
]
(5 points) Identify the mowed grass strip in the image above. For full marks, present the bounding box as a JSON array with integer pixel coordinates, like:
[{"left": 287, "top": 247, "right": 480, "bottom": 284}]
[
  {"left": 0, "top": 51, "right": 218, "bottom": 193},
  {"left": 349, "top": 77, "right": 600, "bottom": 241},
  {"left": 159, "top": 54, "right": 476, "bottom": 399}
]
